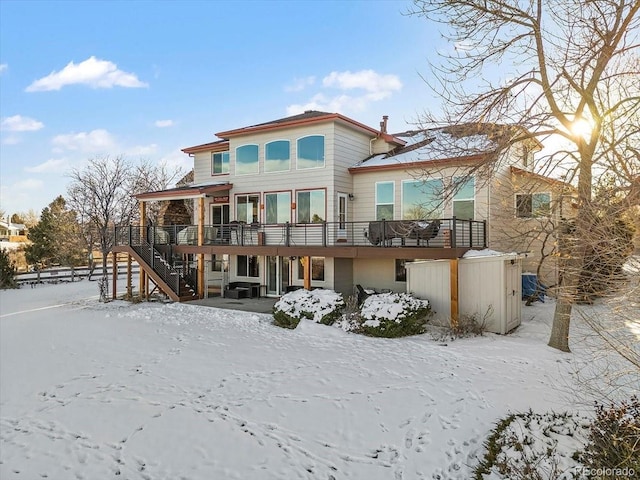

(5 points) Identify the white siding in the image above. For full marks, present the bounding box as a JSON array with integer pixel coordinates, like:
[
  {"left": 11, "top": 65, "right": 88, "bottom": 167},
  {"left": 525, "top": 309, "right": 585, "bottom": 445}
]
[
  {"left": 406, "top": 255, "right": 522, "bottom": 334},
  {"left": 405, "top": 260, "right": 451, "bottom": 325}
]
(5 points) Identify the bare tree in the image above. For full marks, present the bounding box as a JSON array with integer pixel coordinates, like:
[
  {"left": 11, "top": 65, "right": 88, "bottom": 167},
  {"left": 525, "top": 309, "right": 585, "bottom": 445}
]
[
  {"left": 66, "top": 155, "right": 181, "bottom": 276},
  {"left": 409, "top": 0, "right": 640, "bottom": 352}
]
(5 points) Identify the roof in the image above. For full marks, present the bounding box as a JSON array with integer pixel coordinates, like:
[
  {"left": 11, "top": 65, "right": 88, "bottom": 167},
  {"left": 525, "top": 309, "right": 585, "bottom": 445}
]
[
  {"left": 135, "top": 182, "right": 232, "bottom": 201},
  {"left": 214, "top": 110, "right": 406, "bottom": 145},
  {"left": 350, "top": 123, "right": 536, "bottom": 172},
  {"left": 0, "top": 220, "right": 26, "bottom": 230},
  {"left": 510, "top": 166, "right": 572, "bottom": 187},
  {"left": 181, "top": 139, "right": 229, "bottom": 155}
]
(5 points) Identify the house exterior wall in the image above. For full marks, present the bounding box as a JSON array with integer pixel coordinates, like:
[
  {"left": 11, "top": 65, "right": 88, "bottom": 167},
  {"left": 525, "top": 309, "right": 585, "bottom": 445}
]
[
  {"left": 351, "top": 163, "right": 492, "bottom": 222},
  {"left": 192, "top": 122, "right": 371, "bottom": 225},
  {"left": 353, "top": 258, "right": 408, "bottom": 293},
  {"left": 161, "top": 116, "right": 557, "bottom": 299}
]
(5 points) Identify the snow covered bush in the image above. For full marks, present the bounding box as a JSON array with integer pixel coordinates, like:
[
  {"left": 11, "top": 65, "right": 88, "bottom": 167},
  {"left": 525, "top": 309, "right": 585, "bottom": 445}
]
[
  {"left": 579, "top": 396, "right": 640, "bottom": 478},
  {"left": 357, "top": 292, "right": 432, "bottom": 338},
  {"left": 474, "top": 410, "right": 592, "bottom": 480},
  {"left": 273, "top": 288, "right": 345, "bottom": 329}
]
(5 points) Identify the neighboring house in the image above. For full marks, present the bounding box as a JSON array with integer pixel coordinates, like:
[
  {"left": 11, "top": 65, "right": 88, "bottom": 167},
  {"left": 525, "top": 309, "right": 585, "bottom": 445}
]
[
  {"left": 113, "top": 110, "right": 565, "bottom": 302},
  {"left": 0, "top": 219, "right": 28, "bottom": 242}
]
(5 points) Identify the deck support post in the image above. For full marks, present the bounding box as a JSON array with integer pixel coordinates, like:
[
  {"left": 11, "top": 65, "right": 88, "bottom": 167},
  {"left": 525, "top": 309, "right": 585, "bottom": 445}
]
[
  {"left": 302, "top": 256, "right": 311, "bottom": 290},
  {"left": 450, "top": 258, "right": 459, "bottom": 329},
  {"left": 197, "top": 197, "right": 205, "bottom": 299},
  {"left": 139, "top": 201, "right": 147, "bottom": 299},
  {"left": 126, "top": 254, "right": 132, "bottom": 298},
  {"left": 112, "top": 252, "right": 118, "bottom": 300}
]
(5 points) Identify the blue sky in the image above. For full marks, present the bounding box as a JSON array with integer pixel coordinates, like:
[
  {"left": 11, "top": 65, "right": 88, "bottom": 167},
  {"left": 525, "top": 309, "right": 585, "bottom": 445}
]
[{"left": 0, "top": 0, "right": 447, "bottom": 217}]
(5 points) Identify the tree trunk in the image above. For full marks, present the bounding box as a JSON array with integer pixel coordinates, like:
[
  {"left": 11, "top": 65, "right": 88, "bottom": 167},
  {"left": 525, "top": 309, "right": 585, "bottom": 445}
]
[{"left": 549, "top": 293, "right": 572, "bottom": 352}]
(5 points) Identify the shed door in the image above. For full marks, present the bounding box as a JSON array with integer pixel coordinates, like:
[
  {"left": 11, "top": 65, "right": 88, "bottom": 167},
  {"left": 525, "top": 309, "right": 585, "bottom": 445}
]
[{"left": 505, "top": 260, "right": 520, "bottom": 330}]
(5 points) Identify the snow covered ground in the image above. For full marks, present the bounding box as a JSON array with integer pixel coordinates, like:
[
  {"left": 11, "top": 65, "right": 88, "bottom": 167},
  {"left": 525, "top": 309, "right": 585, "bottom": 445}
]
[{"left": 0, "top": 278, "right": 633, "bottom": 479}]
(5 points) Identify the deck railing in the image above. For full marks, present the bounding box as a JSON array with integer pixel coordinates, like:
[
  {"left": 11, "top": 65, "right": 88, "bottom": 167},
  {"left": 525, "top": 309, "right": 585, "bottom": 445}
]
[{"left": 114, "top": 218, "right": 486, "bottom": 250}]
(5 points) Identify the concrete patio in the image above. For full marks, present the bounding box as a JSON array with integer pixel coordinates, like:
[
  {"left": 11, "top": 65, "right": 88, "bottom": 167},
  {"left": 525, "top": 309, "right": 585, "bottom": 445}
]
[{"left": 186, "top": 294, "right": 278, "bottom": 314}]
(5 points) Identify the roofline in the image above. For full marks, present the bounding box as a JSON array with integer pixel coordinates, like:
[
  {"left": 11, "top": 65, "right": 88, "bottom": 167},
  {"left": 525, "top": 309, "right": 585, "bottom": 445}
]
[
  {"left": 216, "top": 112, "right": 406, "bottom": 145},
  {"left": 510, "top": 166, "right": 571, "bottom": 187},
  {"left": 349, "top": 154, "right": 488, "bottom": 174},
  {"left": 181, "top": 140, "right": 229, "bottom": 155},
  {"left": 135, "top": 183, "right": 233, "bottom": 201}
]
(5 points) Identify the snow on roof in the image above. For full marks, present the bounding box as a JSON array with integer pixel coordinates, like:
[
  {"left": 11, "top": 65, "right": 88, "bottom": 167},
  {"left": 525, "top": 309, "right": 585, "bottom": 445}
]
[
  {"left": 462, "top": 248, "right": 508, "bottom": 258},
  {"left": 352, "top": 124, "right": 507, "bottom": 169}
]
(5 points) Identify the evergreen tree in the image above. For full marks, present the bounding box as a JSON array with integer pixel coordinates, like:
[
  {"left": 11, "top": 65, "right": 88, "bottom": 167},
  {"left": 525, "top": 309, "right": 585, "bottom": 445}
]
[
  {"left": 0, "top": 248, "right": 18, "bottom": 289},
  {"left": 25, "top": 196, "right": 84, "bottom": 269},
  {"left": 25, "top": 205, "right": 56, "bottom": 269}
]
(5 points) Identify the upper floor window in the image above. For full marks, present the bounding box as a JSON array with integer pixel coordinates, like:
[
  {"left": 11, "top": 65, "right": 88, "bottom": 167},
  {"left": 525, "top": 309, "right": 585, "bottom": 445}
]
[
  {"left": 402, "top": 179, "right": 443, "bottom": 219},
  {"left": 265, "top": 140, "right": 290, "bottom": 173},
  {"left": 376, "top": 181, "right": 394, "bottom": 220},
  {"left": 236, "top": 194, "right": 260, "bottom": 223},
  {"left": 265, "top": 191, "right": 291, "bottom": 224},
  {"left": 516, "top": 192, "right": 551, "bottom": 218},
  {"left": 453, "top": 176, "right": 475, "bottom": 220},
  {"left": 236, "top": 144, "right": 259, "bottom": 175},
  {"left": 297, "top": 135, "right": 325, "bottom": 169},
  {"left": 297, "top": 189, "right": 325, "bottom": 223},
  {"left": 211, "top": 151, "right": 229, "bottom": 175}
]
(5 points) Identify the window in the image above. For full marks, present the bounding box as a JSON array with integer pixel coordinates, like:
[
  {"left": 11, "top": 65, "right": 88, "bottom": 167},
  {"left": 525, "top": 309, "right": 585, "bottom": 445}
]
[
  {"left": 237, "top": 255, "right": 259, "bottom": 277},
  {"left": 402, "top": 179, "right": 443, "bottom": 219},
  {"left": 211, "top": 151, "right": 229, "bottom": 175},
  {"left": 297, "top": 135, "right": 324, "bottom": 169},
  {"left": 516, "top": 192, "right": 551, "bottom": 218},
  {"left": 265, "top": 192, "right": 291, "bottom": 224},
  {"left": 297, "top": 257, "right": 325, "bottom": 281},
  {"left": 453, "top": 176, "right": 475, "bottom": 220},
  {"left": 236, "top": 194, "right": 260, "bottom": 223},
  {"left": 236, "top": 144, "right": 259, "bottom": 175},
  {"left": 265, "top": 140, "right": 290, "bottom": 172},
  {"left": 376, "top": 182, "right": 394, "bottom": 220},
  {"left": 395, "top": 259, "right": 413, "bottom": 282},
  {"left": 297, "top": 189, "right": 325, "bottom": 223},
  {"left": 210, "top": 254, "right": 223, "bottom": 272}
]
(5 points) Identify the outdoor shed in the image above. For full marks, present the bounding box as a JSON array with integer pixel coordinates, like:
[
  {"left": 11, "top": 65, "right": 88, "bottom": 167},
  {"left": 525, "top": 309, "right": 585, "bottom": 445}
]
[{"left": 405, "top": 252, "right": 522, "bottom": 334}]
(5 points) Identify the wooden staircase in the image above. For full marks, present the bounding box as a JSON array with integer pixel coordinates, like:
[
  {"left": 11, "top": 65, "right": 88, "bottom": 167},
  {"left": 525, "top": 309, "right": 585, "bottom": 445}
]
[{"left": 123, "top": 242, "right": 198, "bottom": 302}]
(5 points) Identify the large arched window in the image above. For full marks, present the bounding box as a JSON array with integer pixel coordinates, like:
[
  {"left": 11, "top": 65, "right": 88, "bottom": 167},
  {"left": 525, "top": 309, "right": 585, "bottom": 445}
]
[
  {"left": 236, "top": 144, "right": 259, "bottom": 175},
  {"left": 297, "top": 135, "right": 324, "bottom": 169},
  {"left": 265, "top": 140, "right": 290, "bottom": 172}
]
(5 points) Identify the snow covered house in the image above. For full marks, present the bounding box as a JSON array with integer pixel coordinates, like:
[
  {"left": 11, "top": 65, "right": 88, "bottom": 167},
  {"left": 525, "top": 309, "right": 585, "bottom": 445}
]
[
  {"left": 112, "top": 111, "right": 565, "bottom": 302},
  {"left": 0, "top": 219, "right": 27, "bottom": 242}
]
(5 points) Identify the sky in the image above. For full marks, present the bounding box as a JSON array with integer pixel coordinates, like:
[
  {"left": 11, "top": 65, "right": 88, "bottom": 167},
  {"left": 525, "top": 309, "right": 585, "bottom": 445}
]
[{"left": 0, "top": 0, "right": 447, "bottom": 218}]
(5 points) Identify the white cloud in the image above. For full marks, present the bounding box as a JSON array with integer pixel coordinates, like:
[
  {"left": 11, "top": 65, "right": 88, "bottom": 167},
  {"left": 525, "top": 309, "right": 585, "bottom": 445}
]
[
  {"left": 1, "top": 115, "right": 44, "bottom": 132},
  {"left": 26, "top": 56, "right": 148, "bottom": 92},
  {"left": 1, "top": 135, "right": 21, "bottom": 145},
  {"left": 155, "top": 120, "right": 174, "bottom": 128},
  {"left": 52, "top": 129, "right": 117, "bottom": 153},
  {"left": 0, "top": 64, "right": 7, "bottom": 74},
  {"left": 322, "top": 70, "right": 402, "bottom": 94},
  {"left": 25, "top": 158, "right": 69, "bottom": 173},
  {"left": 127, "top": 144, "right": 158, "bottom": 156},
  {"left": 284, "top": 76, "right": 316, "bottom": 92},
  {"left": 287, "top": 69, "right": 402, "bottom": 117},
  {"left": 160, "top": 149, "right": 191, "bottom": 172},
  {"left": 13, "top": 178, "right": 44, "bottom": 190}
]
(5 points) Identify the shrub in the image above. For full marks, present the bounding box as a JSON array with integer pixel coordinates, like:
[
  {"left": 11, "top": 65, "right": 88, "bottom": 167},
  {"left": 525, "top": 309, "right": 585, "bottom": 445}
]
[
  {"left": 0, "top": 248, "right": 19, "bottom": 289},
  {"left": 273, "top": 289, "right": 345, "bottom": 329},
  {"left": 474, "top": 410, "right": 591, "bottom": 480},
  {"left": 579, "top": 396, "right": 640, "bottom": 478},
  {"left": 358, "top": 292, "right": 432, "bottom": 338}
]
